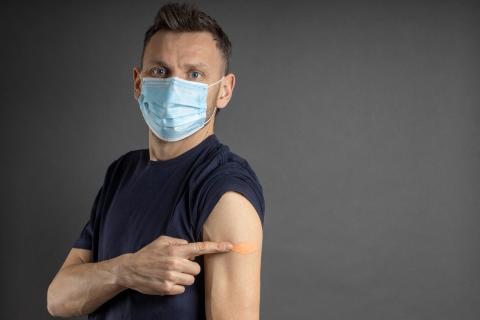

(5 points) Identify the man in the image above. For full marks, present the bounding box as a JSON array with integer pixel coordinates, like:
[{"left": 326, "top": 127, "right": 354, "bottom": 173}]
[{"left": 47, "top": 2, "right": 265, "bottom": 319}]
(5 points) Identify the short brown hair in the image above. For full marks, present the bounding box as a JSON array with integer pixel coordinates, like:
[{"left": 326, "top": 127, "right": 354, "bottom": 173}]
[{"left": 139, "top": 2, "right": 232, "bottom": 75}]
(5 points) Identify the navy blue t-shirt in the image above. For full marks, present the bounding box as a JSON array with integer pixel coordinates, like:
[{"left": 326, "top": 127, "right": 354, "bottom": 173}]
[{"left": 71, "top": 133, "right": 265, "bottom": 319}]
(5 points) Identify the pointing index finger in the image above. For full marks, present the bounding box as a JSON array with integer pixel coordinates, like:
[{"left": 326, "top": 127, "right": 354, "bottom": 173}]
[{"left": 175, "top": 241, "right": 233, "bottom": 258}]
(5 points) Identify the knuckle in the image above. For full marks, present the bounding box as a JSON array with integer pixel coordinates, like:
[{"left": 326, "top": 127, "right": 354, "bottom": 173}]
[
  {"left": 156, "top": 236, "right": 168, "bottom": 245},
  {"left": 167, "top": 258, "right": 178, "bottom": 270},
  {"left": 166, "top": 245, "right": 177, "bottom": 256},
  {"left": 166, "top": 270, "right": 176, "bottom": 281},
  {"left": 163, "top": 258, "right": 174, "bottom": 270},
  {"left": 163, "top": 280, "right": 174, "bottom": 292},
  {"left": 194, "top": 242, "right": 207, "bottom": 252}
]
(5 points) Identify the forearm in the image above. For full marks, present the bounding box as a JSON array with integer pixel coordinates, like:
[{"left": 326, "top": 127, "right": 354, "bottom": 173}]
[{"left": 47, "top": 253, "right": 131, "bottom": 317}]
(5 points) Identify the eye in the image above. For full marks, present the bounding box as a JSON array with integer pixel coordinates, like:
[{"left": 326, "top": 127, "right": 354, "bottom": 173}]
[
  {"left": 189, "top": 70, "right": 202, "bottom": 80},
  {"left": 150, "top": 66, "right": 167, "bottom": 77}
]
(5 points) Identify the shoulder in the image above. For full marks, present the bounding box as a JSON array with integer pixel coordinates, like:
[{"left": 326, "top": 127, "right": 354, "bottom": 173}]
[
  {"left": 191, "top": 141, "right": 266, "bottom": 241},
  {"left": 102, "top": 148, "right": 146, "bottom": 181},
  {"left": 195, "top": 141, "right": 263, "bottom": 189},
  {"left": 203, "top": 189, "right": 264, "bottom": 240},
  {"left": 114, "top": 148, "right": 145, "bottom": 167}
]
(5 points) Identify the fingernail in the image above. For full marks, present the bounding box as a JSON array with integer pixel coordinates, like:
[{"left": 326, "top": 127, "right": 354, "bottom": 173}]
[{"left": 223, "top": 243, "right": 233, "bottom": 250}]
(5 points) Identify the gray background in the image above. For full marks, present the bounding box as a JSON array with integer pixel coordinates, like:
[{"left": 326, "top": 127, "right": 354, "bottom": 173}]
[{"left": 1, "top": 0, "right": 479, "bottom": 319}]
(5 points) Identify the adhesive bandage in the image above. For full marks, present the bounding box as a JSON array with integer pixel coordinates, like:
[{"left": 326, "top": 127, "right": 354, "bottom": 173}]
[{"left": 231, "top": 242, "right": 258, "bottom": 255}]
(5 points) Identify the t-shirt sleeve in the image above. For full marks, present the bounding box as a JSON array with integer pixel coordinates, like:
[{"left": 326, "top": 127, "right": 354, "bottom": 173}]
[
  {"left": 71, "top": 185, "right": 103, "bottom": 250},
  {"left": 193, "top": 171, "right": 265, "bottom": 242},
  {"left": 71, "top": 157, "right": 119, "bottom": 250}
]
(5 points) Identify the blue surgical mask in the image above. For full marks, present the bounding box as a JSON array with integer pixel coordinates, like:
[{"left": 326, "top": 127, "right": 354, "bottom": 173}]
[{"left": 137, "top": 75, "right": 224, "bottom": 142}]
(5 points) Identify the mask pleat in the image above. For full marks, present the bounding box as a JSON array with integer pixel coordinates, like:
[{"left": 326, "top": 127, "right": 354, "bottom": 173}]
[{"left": 137, "top": 76, "right": 217, "bottom": 141}]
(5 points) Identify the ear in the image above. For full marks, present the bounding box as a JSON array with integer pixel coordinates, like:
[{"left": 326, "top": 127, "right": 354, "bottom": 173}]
[
  {"left": 133, "top": 66, "right": 142, "bottom": 100},
  {"left": 215, "top": 73, "right": 235, "bottom": 110}
]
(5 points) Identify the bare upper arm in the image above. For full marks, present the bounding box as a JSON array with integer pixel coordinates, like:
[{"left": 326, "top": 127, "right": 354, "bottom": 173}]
[
  {"left": 202, "top": 191, "right": 263, "bottom": 320},
  {"left": 60, "top": 248, "right": 93, "bottom": 270}
]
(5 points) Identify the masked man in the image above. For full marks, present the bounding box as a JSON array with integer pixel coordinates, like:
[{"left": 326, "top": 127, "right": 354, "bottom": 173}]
[{"left": 47, "top": 2, "right": 265, "bottom": 319}]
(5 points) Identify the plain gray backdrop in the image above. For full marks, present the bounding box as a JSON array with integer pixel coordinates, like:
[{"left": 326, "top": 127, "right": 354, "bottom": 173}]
[{"left": 1, "top": 0, "right": 479, "bottom": 319}]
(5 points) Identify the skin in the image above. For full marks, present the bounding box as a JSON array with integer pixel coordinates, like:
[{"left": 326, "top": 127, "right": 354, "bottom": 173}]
[
  {"left": 47, "top": 237, "right": 234, "bottom": 317},
  {"left": 47, "top": 30, "right": 262, "bottom": 319},
  {"left": 202, "top": 191, "right": 263, "bottom": 320}
]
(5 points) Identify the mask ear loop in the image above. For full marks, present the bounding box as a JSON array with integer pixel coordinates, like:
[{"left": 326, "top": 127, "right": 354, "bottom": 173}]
[
  {"left": 203, "top": 104, "right": 217, "bottom": 126},
  {"left": 204, "top": 76, "right": 224, "bottom": 123},
  {"left": 207, "top": 76, "right": 225, "bottom": 87}
]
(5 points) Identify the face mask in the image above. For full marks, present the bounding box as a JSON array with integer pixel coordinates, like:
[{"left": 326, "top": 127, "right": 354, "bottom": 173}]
[{"left": 137, "top": 75, "right": 224, "bottom": 142}]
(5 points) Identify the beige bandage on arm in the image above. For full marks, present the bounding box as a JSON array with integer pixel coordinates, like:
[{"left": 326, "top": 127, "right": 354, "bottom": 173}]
[{"left": 230, "top": 242, "right": 258, "bottom": 255}]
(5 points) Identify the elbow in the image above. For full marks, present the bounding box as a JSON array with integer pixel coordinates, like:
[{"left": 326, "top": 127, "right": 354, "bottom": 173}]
[
  {"left": 47, "top": 281, "right": 80, "bottom": 318},
  {"left": 47, "top": 283, "right": 60, "bottom": 317},
  {"left": 47, "top": 282, "right": 69, "bottom": 317},
  {"left": 47, "top": 302, "right": 59, "bottom": 318}
]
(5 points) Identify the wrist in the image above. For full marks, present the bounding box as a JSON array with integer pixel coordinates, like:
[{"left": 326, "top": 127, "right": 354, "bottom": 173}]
[{"left": 112, "top": 253, "right": 133, "bottom": 288}]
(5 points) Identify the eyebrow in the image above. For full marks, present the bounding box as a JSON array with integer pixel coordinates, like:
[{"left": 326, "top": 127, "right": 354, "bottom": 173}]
[{"left": 147, "top": 59, "right": 209, "bottom": 70}]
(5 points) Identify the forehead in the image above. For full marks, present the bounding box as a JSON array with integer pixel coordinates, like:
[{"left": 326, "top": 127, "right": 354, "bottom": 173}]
[{"left": 144, "top": 30, "right": 222, "bottom": 70}]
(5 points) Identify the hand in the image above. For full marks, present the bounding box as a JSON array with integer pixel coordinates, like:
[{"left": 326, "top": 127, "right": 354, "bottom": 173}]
[{"left": 116, "top": 235, "right": 233, "bottom": 296}]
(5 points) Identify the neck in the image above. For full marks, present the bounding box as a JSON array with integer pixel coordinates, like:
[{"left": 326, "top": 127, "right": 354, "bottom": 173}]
[{"left": 148, "top": 122, "right": 215, "bottom": 162}]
